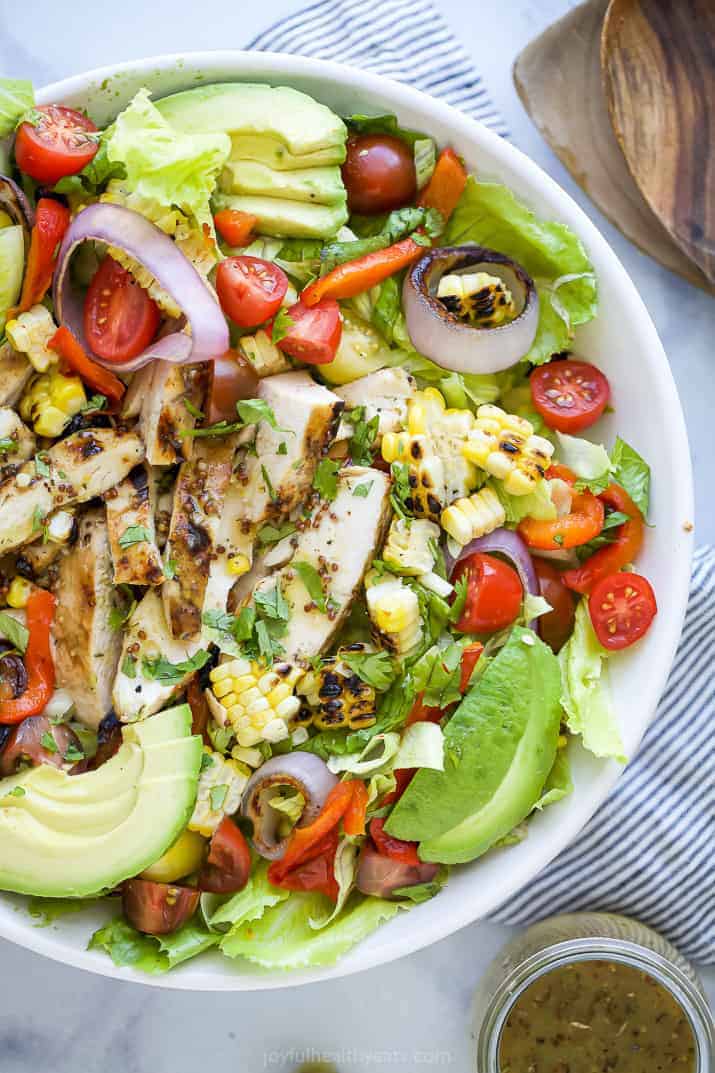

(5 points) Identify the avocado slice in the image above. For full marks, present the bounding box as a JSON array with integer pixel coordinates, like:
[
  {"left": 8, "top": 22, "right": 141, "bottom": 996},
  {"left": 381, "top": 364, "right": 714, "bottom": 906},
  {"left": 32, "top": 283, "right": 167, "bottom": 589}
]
[
  {"left": 156, "top": 83, "right": 347, "bottom": 163},
  {"left": 220, "top": 159, "right": 347, "bottom": 207},
  {"left": 0, "top": 704, "right": 202, "bottom": 897},
  {"left": 386, "top": 629, "right": 561, "bottom": 864},
  {"left": 213, "top": 193, "right": 347, "bottom": 239},
  {"left": 0, "top": 224, "right": 24, "bottom": 336}
]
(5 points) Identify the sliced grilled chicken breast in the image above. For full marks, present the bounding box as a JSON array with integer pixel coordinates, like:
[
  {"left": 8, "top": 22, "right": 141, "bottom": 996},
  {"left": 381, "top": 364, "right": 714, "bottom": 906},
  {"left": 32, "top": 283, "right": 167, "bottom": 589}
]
[
  {"left": 256, "top": 466, "right": 391, "bottom": 662},
  {"left": 112, "top": 589, "right": 204, "bottom": 722},
  {"left": 0, "top": 428, "right": 144, "bottom": 555},
  {"left": 335, "top": 367, "right": 416, "bottom": 440},
  {"left": 105, "top": 463, "right": 164, "bottom": 586},
  {"left": 53, "top": 508, "right": 123, "bottom": 730},
  {"left": 204, "top": 479, "right": 255, "bottom": 619},
  {"left": 0, "top": 342, "right": 32, "bottom": 407},
  {"left": 0, "top": 407, "right": 35, "bottom": 462},
  {"left": 139, "top": 360, "right": 205, "bottom": 465}
]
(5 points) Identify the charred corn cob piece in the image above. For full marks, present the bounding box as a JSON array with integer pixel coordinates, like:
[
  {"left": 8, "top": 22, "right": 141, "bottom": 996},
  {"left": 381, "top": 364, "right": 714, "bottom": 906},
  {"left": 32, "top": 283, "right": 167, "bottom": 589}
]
[
  {"left": 209, "top": 657, "right": 304, "bottom": 748},
  {"left": 6, "top": 306, "right": 59, "bottom": 373},
  {"left": 437, "top": 271, "right": 516, "bottom": 328},
  {"left": 188, "top": 747, "right": 249, "bottom": 837},
  {"left": 463, "top": 404, "right": 554, "bottom": 496},
  {"left": 441, "top": 484, "right": 506, "bottom": 546},
  {"left": 366, "top": 577, "right": 422, "bottom": 658},
  {"left": 20, "top": 368, "right": 86, "bottom": 438},
  {"left": 381, "top": 388, "right": 477, "bottom": 519},
  {"left": 383, "top": 517, "right": 439, "bottom": 576},
  {"left": 296, "top": 647, "right": 378, "bottom": 731}
]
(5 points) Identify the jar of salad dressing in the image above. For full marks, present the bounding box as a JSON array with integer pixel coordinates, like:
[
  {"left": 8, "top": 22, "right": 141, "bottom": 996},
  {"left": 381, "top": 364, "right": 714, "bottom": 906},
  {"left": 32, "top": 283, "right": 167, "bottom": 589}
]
[{"left": 472, "top": 914, "right": 713, "bottom": 1072}]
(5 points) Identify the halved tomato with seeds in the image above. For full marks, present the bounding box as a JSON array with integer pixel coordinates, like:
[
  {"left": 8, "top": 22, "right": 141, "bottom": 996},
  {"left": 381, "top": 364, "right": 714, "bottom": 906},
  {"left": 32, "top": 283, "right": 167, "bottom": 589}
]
[{"left": 588, "top": 572, "right": 657, "bottom": 650}]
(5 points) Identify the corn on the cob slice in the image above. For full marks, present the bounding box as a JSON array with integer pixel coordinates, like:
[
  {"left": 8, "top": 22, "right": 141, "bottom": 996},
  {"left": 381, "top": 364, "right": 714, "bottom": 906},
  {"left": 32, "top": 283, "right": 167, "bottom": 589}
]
[
  {"left": 209, "top": 657, "right": 304, "bottom": 748},
  {"left": 296, "top": 647, "right": 377, "bottom": 731},
  {"left": 20, "top": 368, "right": 86, "bottom": 438},
  {"left": 188, "top": 747, "right": 249, "bottom": 837},
  {"left": 437, "top": 271, "right": 516, "bottom": 328},
  {"left": 366, "top": 577, "right": 422, "bottom": 658},
  {"left": 463, "top": 404, "right": 555, "bottom": 495},
  {"left": 441, "top": 484, "right": 507, "bottom": 546},
  {"left": 381, "top": 388, "right": 478, "bottom": 519},
  {"left": 6, "top": 306, "right": 59, "bottom": 373},
  {"left": 383, "top": 517, "right": 439, "bottom": 576}
]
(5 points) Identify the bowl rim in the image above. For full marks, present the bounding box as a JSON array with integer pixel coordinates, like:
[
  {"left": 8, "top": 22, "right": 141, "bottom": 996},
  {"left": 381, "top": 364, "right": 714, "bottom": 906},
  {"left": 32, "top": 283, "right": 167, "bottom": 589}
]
[{"left": 0, "top": 47, "right": 694, "bottom": 990}]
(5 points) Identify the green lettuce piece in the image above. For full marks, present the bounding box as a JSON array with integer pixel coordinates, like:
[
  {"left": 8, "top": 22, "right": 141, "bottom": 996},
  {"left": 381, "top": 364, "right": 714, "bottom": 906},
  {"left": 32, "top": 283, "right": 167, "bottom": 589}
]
[
  {"left": 202, "top": 859, "right": 289, "bottom": 930},
  {"left": 558, "top": 600, "right": 625, "bottom": 761},
  {"left": 344, "top": 113, "right": 427, "bottom": 147},
  {"left": 533, "top": 746, "right": 573, "bottom": 810},
  {"left": 0, "top": 77, "right": 33, "bottom": 138},
  {"left": 107, "top": 88, "right": 230, "bottom": 228},
  {"left": 495, "top": 479, "right": 557, "bottom": 523},
  {"left": 610, "top": 437, "right": 651, "bottom": 517},
  {"left": 88, "top": 915, "right": 218, "bottom": 974},
  {"left": 444, "top": 178, "right": 598, "bottom": 364},
  {"left": 327, "top": 732, "right": 401, "bottom": 776},
  {"left": 220, "top": 890, "right": 400, "bottom": 969},
  {"left": 556, "top": 431, "right": 612, "bottom": 484},
  {"left": 394, "top": 721, "right": 444, "bottom": 771},
  {"left": 52, "top": 136, "right": 126, "bottom": 200}
]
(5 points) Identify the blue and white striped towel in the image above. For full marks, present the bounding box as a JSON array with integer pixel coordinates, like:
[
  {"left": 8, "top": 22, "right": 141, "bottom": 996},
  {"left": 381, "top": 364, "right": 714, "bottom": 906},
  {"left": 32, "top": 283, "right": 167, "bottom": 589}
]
[{"left": 249, "top": 0, "right": 714, "bottom": 964}]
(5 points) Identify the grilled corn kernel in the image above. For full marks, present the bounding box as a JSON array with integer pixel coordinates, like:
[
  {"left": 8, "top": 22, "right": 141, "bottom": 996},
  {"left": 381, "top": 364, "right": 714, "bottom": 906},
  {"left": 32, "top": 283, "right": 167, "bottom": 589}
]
[
  {"left": 21, "top": 368, "right": 86, "bottom": 438},
  {"left": 188, "top": 747, "right": 248, "bottom": 837},
  {"left": 366, "top": 578, "right": 422, "bottom": 657},
  {"left": 437, "top": 271, "right": 517, "bottom": 328},
  {"left": 383, "top": 517, "right": 439, "bottom": 576},
  {"left": 209, "top": 658, "right": 303, "bottom": 747},
  {"left": 463, "top": 405, "right": 555, "bottom": 495},
  {"left": 297, "top": 646, "right": 377, "bottom": 731},
  {"left": 6, "top": 306, "right": 60, "bottom": 373},
  {"left": 441, "top": 484, "right": 507, "bottom": 546},
  {"left": 6, "top": 577, "right": 33, "bottom": 609},
  {"left": 227, "top": 553, "right": 251, "bottom": 577},
  {"left": 46, "top": 510, "right": 75, "bottom": 544}
]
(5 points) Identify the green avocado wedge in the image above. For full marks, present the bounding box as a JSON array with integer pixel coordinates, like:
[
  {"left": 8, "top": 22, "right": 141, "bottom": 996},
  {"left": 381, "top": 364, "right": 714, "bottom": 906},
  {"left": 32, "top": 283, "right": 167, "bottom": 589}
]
[
  {"left": 0, "top": 704, "right": 202, "bottom": 898},
  {"left": 385, "top": 628, "right": 562, "bottom": 864}
]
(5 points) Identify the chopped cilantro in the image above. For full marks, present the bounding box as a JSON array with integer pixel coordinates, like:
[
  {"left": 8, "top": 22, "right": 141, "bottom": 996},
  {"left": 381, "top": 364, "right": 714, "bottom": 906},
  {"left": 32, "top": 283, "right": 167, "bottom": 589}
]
[
  {"left": 63, "top": 742, "right": 85, "bottom": 763},
  {"left": 141, "top": 649, "right": 211, "bottom": 684},
  {"left": 0, "top": 437, "right": 16, "bottom": 456},
  {"left": 0, "top": 611, "right": 29, "bottom": 654},
  {"left": 183, "top": 398, "right": 204, "bottom": 420},
  {"left": 7, "top": 786, "right": 25, "bottom": 798},
  {"left": 80, "top": 394, "right": 107, "bottom": 413},
  {"left": 199, "top": 752, "right": 215, "bottom": 773},
  {"left": 352, "top": 480, "right": 373, "bottom": 498},
  {"left": 261, "top": 464, "right": 278, "bottom": 502},
  {"left": 313, "top": 458, "right": 341, "bottom": 501},
  {"left": 341, "top": 649, "right": 395, "bottom": 691},
  {"left": 121, "top": 654, "right": 137, "bottom": 679},
  {"left": 254, "top": 583, "right": 289, "bottom": 622},
  {"left": 347, "top": 407, "right": 379, "bottom": 466},
  {"left": 40, "top": 731, "right": 58, "bottom": 754},
  {"left": 257, "top": 520, "right": 297, "bottom": 546},
  {"left": 34, "top": 452, "right": 51, "bottom": 478},
  {"left": 277, "top": 441, "right": 288, "bottom": 456},
  {"left": 118, "top": 524, "right": 151, "bottom": 549},
  {"left": 292, "top": 560, "right": 327, "bottom": 612}
]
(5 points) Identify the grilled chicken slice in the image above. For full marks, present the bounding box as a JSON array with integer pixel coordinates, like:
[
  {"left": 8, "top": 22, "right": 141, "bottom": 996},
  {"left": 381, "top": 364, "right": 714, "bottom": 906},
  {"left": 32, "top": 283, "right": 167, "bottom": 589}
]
[
  {"left": 335, "top": 367, "right": 416, "bottom": 440},
  {"left": 0, "top": 407, "right": 35, "bottom": 463},
  {"left": 204, "top": 479, "right": 255, "bottom": 619},
  {"left": 0, "top": 342, "right": 32, "bottom": 407},
  {"left": 0, "top": 428, "right": 144, "bottom": 555},
  {"left": 256, "top": 466, "right": 391, "bottom": 663},
  {"left": 239, "top": 371, "right": 343, "bottom": 525},
  {"left": 105, "top": 464, "right": 164, "bottom": 586},
  {"left": 138, "top": 360, "right": 205, "bottom": 465},
  {"left": 163, "top": 434, "right": 237, "bottom": 640},
  {"left": 112, "top": 588, "right": 203, "bottom": 722},
  {"left": 53, "top": 508, "right": 123, "bottom": 730}
]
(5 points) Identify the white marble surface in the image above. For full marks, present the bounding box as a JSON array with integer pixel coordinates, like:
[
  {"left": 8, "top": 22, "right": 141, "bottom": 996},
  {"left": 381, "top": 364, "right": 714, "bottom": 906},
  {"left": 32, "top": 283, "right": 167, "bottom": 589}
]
[{"left": 0, "top": 1, "right": 712, "bottom": 1069}]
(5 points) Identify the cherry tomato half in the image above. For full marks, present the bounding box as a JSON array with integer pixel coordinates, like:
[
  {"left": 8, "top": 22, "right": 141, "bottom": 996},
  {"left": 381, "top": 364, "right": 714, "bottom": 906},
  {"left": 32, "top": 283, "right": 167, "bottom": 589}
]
[
  {"left": 588, "top": 572, "right": 657, "bottom": 651},
  {"left": 84, "top": 256, "right": 160, "bottom": 364},
  {"left": 215, "top": 255, "right": 288, "bottom": 329},
  {"left": 213, "top": 208, "right": 257, "bottom": 247},
  {"left": 341, "top": 134, "right": 417, "bottom": 215},
  {"left": 205, "top": 349, "right": 260, "bottom": 424},
  {"left": 122, "top": 878, "right": 199, "bottom": 935},
  {"left": 530, "top": 359, "right": 610, "bottom": 433},
  {"left": 534, "top": 559, "right": 576, "bottom": 653},
  {"left": 15, "top": 105, "right": 99, "bottom": 185},
  {"left": 451, "top": 552, "right": 523, "bottom": 634},
  {"left": 369, "top": 818, "right": 421, "bottom": 867},
  {"left": 197, "top": 816, "right": 251, "bottom": 894},
  {"left": 276, "top": 298, "right": 342, "bottom": 365}
]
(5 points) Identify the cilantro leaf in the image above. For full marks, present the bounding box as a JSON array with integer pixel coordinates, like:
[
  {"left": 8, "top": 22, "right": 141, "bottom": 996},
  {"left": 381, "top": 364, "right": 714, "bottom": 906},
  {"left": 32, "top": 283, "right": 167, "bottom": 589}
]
[
  {"left": 40, "top": 731, "right": 59, "bottom": 754},
  {"left": 257, "top": 521, "right": 297, "bottom": 546},
  {"left": 34, "top": 452, "right": 51, "bottom": 478},
  {"left": 142, "top": 650, "right": 211, "bottom": 684},
  {"left": 347, "top": 407, "right": 380, "bottom": 467},
  {"left": 352, "top": 480, "right": 374, "bottom": 499},
  {"left": 254, "top": 584, "right": 289, "bottom": 622},
  {"left": 80, "top": 394, "right": 107, "bottom": 414},
  {"left": 236, "top": 399, "right": 279, "bottom": 428},
  {"left": 341, "top": 649, "right": 395, "bottom": 692},
  {"left": 292, "top": 561, "right": 328, "bottom": 613},
  {"left": 313, "top": 458, "right": 341, "bottom": 502},
  {"left": 63, "top": 742, "right": 85, "bottom": 763},
  {"left": 0, "top": 611, "right": 29, "bottom": 654},
  {"left": 411, "top": 642, "right": 465, "bottom": 708},
  {"left": 121, "top": 654, "right": 137, "bottom": 679},
  {"left": 118, "top": 525, "right": 151, "bottom": 549}
]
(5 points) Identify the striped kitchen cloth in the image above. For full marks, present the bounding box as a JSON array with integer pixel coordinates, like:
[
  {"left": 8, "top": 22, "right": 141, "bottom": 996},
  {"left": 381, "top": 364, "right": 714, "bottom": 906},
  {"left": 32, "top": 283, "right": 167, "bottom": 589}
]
[{"left": 249, "top": 0, "right": 714, "bottom": 963}]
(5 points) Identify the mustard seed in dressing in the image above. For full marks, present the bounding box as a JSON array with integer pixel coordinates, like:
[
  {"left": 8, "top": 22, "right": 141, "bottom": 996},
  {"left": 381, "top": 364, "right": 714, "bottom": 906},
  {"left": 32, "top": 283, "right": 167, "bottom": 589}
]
[{"left": 498, "top": 959, "right": 697, "bottom": 1072}]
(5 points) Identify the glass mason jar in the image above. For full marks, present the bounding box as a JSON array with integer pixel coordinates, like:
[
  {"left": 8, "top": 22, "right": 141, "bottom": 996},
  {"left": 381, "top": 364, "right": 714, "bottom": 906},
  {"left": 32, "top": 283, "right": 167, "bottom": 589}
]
[{"left": 472, "top": 913, "right": 714, "bottom": 1072}]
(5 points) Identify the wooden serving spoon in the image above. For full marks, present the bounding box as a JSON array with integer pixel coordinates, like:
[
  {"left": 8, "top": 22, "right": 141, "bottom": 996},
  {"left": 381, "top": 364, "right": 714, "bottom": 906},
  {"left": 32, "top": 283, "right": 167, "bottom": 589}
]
[{"left": 602, "top": 0, "right": 715, "bottom": 284}]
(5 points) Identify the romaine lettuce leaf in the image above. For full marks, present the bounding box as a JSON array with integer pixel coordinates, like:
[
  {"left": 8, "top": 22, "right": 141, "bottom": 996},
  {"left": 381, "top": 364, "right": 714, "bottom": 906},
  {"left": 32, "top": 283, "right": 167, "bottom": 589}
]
[
  {"left": 202, "top": 859, "right": 288, "bottom": 931},
  {"left": 0, "top": 77, "right": 33, "bottom": 137},
  {"left": 88, "top": 915, "right": 218, "bottom": 974},
  {"left": 610, "top": 437, "right": 650, "bottom": 517},
  {"left": 556, "top": 431, "right": 612, "bottom": 484},
  {"left": 558, "top": 600, "right": 625, "bottom": 761},
  {"left": 444, "top": 178, "right": 598, "bottom": 364}
]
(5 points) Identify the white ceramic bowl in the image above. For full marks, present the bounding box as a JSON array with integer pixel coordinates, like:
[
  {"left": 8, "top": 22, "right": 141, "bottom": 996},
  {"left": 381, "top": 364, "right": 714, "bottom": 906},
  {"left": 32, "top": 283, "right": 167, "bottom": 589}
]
[{"left": 0, "top": 51, "right": 693, "bottom": 990}]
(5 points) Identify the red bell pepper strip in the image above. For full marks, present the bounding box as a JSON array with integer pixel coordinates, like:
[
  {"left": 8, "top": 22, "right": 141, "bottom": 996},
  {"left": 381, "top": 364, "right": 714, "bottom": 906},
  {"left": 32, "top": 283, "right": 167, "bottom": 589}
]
[
  {"left": 48, "top": 326, "right": 125, "bottom": 403},
  {"left": 270, "top": 830, "right": 340, "bottom": 901},
  {"left": 12, "top": 198, "right": 70, "bottom": 317},
  {"left": 0, "top": 589, "right": 56, "bottom": 725},
  {"left": 369, "top": 817, "right": 421, "bottom": 866},
  {"left": 301, "top": 237, "right": 425, "bottom": 306},
  {"left": 416, "top": 148, "right": 468, "bottom": 222},
  {"left": 459, "top": 642, "right": 484, "bottom": 693},
  {"left": 563, "top": 483, "right": 644, "bottom": 594},
  {"left": 213, "top": 209, "right": 258, "bottom": 247},
  {"left": 405, "top": 693, "right": 443, "bottom": 726},
  {"left": 343, "top": 780, "right": 369, "bottom": 836},
  {"left": 381, "top": 767, "right": 416, "bottom": 807},
  {"left": 267, "top": 780, "right": 355, "bottom": 884}
]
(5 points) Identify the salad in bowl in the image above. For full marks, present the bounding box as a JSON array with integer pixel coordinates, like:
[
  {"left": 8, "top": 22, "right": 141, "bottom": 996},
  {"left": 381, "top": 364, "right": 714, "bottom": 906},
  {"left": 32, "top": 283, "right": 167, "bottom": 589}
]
[{"left": 0, "top": 69, "right": 660, "bottom": 977}]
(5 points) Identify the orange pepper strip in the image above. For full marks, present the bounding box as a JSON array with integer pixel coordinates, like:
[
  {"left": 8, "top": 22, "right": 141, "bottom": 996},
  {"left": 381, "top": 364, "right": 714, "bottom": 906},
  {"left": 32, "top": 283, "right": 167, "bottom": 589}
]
[
  {"left": 48, "top": 326, "right": 125, "bottom": 402},
  {"left": 416, "top": 148, "right": 468, "bottom": 222},
  {"left": 563, "top": 483, "right": 644, "bottom": 594},
  {"left": 268, "top": 780, "right": 355, "bottom": 883},
  {"left": 0, "top": 589, "right": 56, "bottom": 725},
  {"left": 301, "top": 237, "right": 425, "bottom": 306},
  {"left": 343, "top": 780, "right": 369, "bottom": 837},
  {"left": 11, "top": 198, "right": 70, "bottom": 317},
  {"left": 213, "top": 209, "right": 258, "bottom": 247},
  {"left": 518, "top": 488, "right": 604, "bottom": 550}
]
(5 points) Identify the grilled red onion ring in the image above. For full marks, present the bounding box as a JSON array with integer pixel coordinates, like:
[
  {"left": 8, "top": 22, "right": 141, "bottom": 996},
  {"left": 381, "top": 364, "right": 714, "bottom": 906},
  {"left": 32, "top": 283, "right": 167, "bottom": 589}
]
[{"left": 242, "top": 753, "right": 338, "bottom": 860}]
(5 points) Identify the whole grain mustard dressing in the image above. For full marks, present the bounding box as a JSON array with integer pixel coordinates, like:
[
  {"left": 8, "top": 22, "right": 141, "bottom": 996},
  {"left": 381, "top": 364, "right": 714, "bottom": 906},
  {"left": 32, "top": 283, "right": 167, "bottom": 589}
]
[{"left": 498, "top": 959, "right": 697, "bottom": 1072}]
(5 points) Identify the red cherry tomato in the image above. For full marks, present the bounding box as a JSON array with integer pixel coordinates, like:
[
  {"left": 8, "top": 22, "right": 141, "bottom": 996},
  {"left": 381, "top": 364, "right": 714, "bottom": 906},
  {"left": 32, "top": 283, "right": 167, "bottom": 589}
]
[
  {"left": 381, "top": 767, "right": 417, "bottom": 807},
  {"left": 122, "top": 879, "right": 199, "bottom": 935},
  {"left": 213, "top": 209, "right": 257, "bottom": 247},
  {"left": 588, "top": 572, "right": 657, "bottom": 651},
  {"left": 369, "top": 818, "right": 421, "bottom": 866},
  {"left": 276, "top": 298, "right": 342, "bottom": 365},
  {"left": 197, "top": 817, "right": 251, "bottom": 894},
  {"left": 15, "top": 105, "right": 99, "bottom": 185},
  {"left": 215, "top": 255, "right": 288, "bottom": 329},
  {"left": 533, "top": 559, "right": 576, "bottom": 653},
  {"left": 84, "top": 256, "right": 160, "bottom": 364},
  {"left": 451, "top": 552, "right": 523, "bottom": 634},
  {"left": 530, "top": 359, "right": 610, "bottom": 433},
  {"left": 205, "top": 349, "right": 260, "bottom": 424},
  {"left": 341, "top": 134, "right": 417, "bottom": 215}
]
